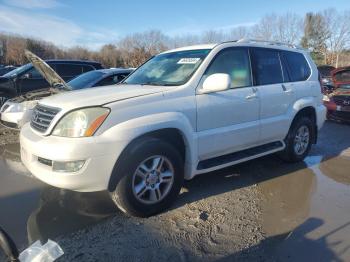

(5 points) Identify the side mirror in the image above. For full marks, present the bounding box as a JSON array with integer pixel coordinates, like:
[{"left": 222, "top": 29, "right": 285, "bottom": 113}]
[{"left": 199, "top": 73, "right": 231, "bottom": 94}]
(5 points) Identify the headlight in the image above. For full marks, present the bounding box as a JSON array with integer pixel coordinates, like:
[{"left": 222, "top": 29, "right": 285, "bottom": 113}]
[
  {"left": 52, "top": 107, "right": 110, "bottom": 137},
  {"left": 323, "top": 95, "right": 330, "bottom": 102},
  {"left": 4, "top": 101, "right": 37, "bottom": 113}
]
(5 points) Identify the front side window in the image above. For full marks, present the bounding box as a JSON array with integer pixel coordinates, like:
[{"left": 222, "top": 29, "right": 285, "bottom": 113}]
[
  {"left": 68, "top": 70, "right": 104, "bottom": 90},
  {"left": 26, "top": 67, "right": 42, "bottom": 79},
  {"left": 251, "top": 48, "right": 283, "bottom": 85},
  {"left": 204, "top": 48, "right": 252, "bottom": 88},
  {"left": 124, "top": 49, "right": 210, "bottom": 86},
  {"left": 283, "top": 51, "right": 311, "bottom": 82},
  {"left": 55, "top": 64, "right": 83, "bottom": 77}
]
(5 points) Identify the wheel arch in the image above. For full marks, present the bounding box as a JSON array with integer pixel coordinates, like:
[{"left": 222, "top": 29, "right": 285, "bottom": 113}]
[{"left": 106, "top": 113, "right": 195, "bottom": 191}]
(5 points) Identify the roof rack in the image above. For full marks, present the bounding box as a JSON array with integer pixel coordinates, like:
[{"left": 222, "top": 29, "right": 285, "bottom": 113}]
[{"left": 236, "top": 38, "right": 304, "bottom": 50}]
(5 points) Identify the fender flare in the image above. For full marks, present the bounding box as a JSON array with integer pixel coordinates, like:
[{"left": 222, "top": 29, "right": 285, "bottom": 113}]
[{"left": 104, "top": 112, "right": 196, "bottom": 191}]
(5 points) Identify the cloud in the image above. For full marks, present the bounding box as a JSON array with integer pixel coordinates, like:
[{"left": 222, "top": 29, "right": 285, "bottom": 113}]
[
  {"left": 3, "top": 0, "right": 62, "bottom": 9},
  {"left": 0, "top": 5, "right": 119, "bottom": 50}
]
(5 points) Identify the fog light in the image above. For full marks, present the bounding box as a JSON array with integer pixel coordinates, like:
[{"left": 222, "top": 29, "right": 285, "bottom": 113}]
[{"left": 52, "top": 160, "right": 85, "bottom": 172}]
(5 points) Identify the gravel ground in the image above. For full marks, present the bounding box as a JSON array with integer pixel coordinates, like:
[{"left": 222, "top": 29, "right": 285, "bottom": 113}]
[{"left": 56, "top": 169, "right": 265, "bottom": 262}]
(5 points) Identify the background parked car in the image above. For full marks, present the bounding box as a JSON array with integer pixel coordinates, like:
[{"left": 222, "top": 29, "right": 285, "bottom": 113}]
[
  {"left": 331, "top": 66, "right": 350, "bottom": 90},
  {"left": 0, "top": 59, "right": 103, "bottom": 106},
  {"left": 0, "top": 66, "right": 17, "bottom": 76},
  {"left": 318, "top": 65, "right": 336, "bottom": 94},
  {"left": 1, "top": 65, "right": 133, "bottom": 129},
  {"left": 323, "top": 67, "right": 350, "bottom": 123}
]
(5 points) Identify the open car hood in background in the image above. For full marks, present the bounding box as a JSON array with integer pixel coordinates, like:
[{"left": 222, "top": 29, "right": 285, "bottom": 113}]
[{"left": 24, "top": 50, "right": 69, "bottom": 89}]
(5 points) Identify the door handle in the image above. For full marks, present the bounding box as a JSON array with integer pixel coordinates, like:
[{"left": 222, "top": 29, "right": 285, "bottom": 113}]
[
  {"left": 245, "top": 93, "right": 258, "bottom": 100},
  {"left": 282, "top": 84, "right": 294, "bottom": 94}
]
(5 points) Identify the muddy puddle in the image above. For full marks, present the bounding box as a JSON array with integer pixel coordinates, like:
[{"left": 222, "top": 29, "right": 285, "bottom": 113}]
[
  {"left": 0, "top": 121, "right": 349, "bottom": 261},
  {"left": 0, "top": 143, "right": 117, "bottom": 250}
]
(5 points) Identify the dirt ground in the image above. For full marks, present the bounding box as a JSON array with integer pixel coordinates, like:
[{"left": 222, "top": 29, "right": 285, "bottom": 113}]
[{"left": 1, "top": 121, "right": 350, "bottom": 261}]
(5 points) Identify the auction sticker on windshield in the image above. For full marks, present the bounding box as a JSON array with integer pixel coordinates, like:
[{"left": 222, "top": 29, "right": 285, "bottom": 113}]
[{"left": 177, "top": 58, "right": 201, "bottom": 64}]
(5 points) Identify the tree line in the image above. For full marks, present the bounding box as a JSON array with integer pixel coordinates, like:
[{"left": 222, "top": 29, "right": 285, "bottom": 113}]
[{"left": 0, "top": 8, "right": 349, "bottom": 68}]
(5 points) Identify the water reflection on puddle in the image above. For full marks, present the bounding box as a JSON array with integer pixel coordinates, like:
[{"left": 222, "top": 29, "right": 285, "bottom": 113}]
[{"left": 0, "top": 143, "right": 117, "bottom": 248}]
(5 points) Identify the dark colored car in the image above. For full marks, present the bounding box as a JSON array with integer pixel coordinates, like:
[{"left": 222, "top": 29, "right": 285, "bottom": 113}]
[
  {"left": 0, "top": 66, "right": 17, "bottom": 76},
  {"left": 323, "top": 67, "right": 350, "bottom": 122},
  {"left": 318, "top": 65, "right": 336, "bottom": 94},
  {"left": 0, "top": 60, "right": 103, "bottom": 106}
]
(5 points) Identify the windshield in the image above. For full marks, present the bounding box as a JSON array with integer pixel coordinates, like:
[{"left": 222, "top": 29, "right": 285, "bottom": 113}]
[
  {"left": 124, "top": 49, "right": 210, "bottom": 86},
  {"left": 67, "top": 70, "right": 104, "bottom": 90},
  {"left": 3, "top": 63, "right": 32, "bottom": 78}
]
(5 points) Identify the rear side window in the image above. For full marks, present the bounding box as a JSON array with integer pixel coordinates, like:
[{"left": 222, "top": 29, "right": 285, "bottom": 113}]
[
  {"left": 251, "top": 48, "right": 283, "bottom": 85},
  {"left": 55, "top": 64, "right": 83, "bottom": 77},
  {"left": 82, "top": 65, "right": 94, "bottom": 73},
  {"left": 283, "top": 51, "right": 311, "bottom": 81},
  {"left": 205, "top": 48, "right": 252, "bottom": 88}
]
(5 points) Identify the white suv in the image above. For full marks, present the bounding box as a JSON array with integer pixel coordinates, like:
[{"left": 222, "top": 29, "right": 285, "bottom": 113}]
[{"left": 20, "top": 39, "right": 326, "bottom": 217}]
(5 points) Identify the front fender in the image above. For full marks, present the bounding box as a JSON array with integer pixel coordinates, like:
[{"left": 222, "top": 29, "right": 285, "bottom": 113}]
[{"left": 100, "top": 112, "right": 197, "bottom": 180}]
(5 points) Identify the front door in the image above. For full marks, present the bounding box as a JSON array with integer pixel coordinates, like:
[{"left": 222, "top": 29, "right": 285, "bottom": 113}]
[{"left": 196, "top": 47, "right": 260, "bottom": 161}]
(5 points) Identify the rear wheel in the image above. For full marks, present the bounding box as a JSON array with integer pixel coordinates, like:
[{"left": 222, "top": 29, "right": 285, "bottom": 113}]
[
  {"left": 110, "top": 137, "right": 184, "bottom": 217},
  {"left": 279, "top": 117, "right": 314, "bottom": 162}
]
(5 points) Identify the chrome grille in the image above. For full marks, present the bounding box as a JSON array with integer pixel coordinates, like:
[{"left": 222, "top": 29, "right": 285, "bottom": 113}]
[{"left": 30, "top": 104, "right": 60, "bottom": 133}]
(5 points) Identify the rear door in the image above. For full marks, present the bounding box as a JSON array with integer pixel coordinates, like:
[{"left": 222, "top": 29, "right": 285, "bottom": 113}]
[{"left": 251, "top": 47, "right": 295, "bottom": 144}]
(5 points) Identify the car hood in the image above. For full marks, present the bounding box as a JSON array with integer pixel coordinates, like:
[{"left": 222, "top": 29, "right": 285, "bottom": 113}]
[
  {"left": 8, "top": 87, "right": 64, "bottom": 103},
  {"left": 40, "top": 84, "right": 170, "bottom": 110},
  {"left": 25, "top": 50, "right": 69, "bottom": 89}
]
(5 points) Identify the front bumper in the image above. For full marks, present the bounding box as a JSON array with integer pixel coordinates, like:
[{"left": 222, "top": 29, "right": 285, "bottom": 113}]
[
  {"left": 20, "top": 124, "right": 127, "bottom": 192},
  {"left": 316, "top": 104, "right": 327, "bottom": 130}
]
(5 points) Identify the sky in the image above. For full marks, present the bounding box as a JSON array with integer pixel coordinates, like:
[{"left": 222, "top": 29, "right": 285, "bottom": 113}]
[{"left": 0, "top": 0, "right": 349, "bottom": 50}]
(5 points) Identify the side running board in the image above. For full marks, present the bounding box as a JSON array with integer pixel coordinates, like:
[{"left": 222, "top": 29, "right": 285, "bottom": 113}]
[{"left": 197, "top": 141, "right": 284, "bottom": 170}]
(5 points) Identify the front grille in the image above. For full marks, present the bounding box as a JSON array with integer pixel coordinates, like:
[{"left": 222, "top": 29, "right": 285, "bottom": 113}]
[
  {"left": 333, "top": 96, "right": 350, "bottom": 106},
  {"left": 30, "top": 104, "right": 60, "bottom": 133}
]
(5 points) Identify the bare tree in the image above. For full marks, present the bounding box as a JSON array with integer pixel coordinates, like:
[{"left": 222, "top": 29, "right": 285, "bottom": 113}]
[{"left": 322, "top": 9, "right": 350, "bottom": 66}]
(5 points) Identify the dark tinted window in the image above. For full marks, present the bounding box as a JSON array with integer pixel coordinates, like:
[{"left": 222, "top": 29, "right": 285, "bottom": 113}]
[
  {"left": 283, "top": 51, "right": 311, "bottom": 82},
  {"left": 68, "top": 70, "right": 104, "bottom": 90},
  {"left": 55, "top": 64, "right": 83, "bottom": 77},
  {"left": 205, "top": 48, "right": 252, "bottom": 88},
  {"left": 96, "top": 73, "right": 129, "bottom": 86},
  {"left": 82, "top": 65, "right": 94, "bottom": 73},
  {"left": 251, "top": 48, "right": 283, "bottom": 85},
  {"left": 26, "top": 67, "right": 43, "bottom": 79}
]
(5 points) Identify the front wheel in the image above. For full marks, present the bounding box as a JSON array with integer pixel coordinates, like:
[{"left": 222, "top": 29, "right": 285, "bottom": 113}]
[
  {"left": 110, "top": 138, "right": 184, "bottom": 217},
  {"left": 279, "top": 117, "right": 314, "bottom": 162}
]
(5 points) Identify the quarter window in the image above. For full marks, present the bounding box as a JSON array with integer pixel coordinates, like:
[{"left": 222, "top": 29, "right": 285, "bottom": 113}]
[
  {"left": 205, "top": 48, "right": 252, "bottom": 88},
  {"left": 283, "top": 51, "right": 311, "bottom": 81},
  {"left": 251, "top": 48, "right": 283, "bottom": 85}
]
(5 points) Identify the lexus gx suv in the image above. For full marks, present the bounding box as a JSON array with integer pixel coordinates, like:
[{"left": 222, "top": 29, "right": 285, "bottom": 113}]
[{"left": 20, "top": 39, "right": 326, "bottom": 217}]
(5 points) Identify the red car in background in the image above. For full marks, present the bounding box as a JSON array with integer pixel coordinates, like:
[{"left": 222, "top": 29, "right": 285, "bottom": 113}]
[{"left": 323, "top": 66, "right": 350, "bottom": 123}]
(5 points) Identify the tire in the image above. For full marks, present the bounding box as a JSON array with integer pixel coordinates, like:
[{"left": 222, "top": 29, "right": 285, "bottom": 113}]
[
  {"left": 279, "top": 117, "right": 314, "bottom": 163},
  {"left": 109, "top": 137, "right": 184, "bottom": 217}
]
